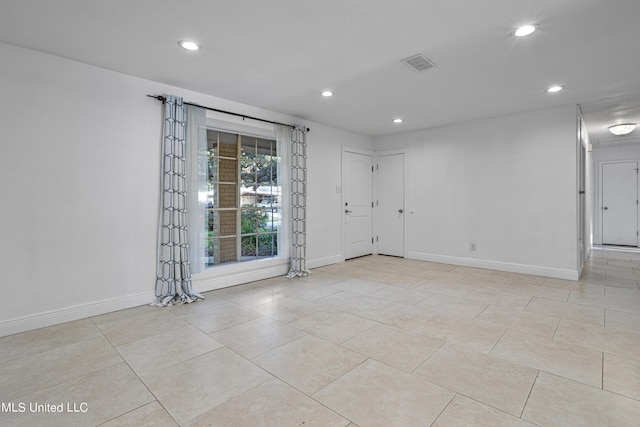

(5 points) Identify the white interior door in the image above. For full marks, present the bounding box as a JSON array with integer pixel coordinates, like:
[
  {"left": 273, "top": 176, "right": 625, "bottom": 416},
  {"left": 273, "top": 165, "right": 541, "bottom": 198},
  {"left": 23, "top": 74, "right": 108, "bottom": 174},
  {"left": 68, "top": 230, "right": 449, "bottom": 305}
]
[
  {"left": 602, "top": 161, "right": 638, "bottom": 246},
  {"left": 376, "top": 152, "right": 405, "bottom": 257},
  {"left": 343, "top": 149, "right": 373, "bottom": 259}
]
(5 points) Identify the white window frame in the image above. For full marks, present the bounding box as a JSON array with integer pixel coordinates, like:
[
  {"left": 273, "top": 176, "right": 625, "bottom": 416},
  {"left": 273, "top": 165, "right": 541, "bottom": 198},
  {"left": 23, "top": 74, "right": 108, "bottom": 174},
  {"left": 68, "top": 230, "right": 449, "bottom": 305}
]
[{"left": 190, "top": 113, "right": 290, "bottom": 292}]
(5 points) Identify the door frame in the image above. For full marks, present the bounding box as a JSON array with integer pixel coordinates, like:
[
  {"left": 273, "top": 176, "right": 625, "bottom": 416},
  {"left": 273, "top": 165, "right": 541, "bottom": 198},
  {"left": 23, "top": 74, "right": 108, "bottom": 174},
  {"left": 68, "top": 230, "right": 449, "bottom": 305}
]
[
  {"left": 596, "top": 159, "right": 639, "bottom": 247},
  {"left": 577, "top": 115, "right": 588, "bottom": 273},
  {"left": 341, "top": 146, "right": 375, "bottom": 261},
  {"left": 374, "top": 148, "right": 408, "bottom": 257}
]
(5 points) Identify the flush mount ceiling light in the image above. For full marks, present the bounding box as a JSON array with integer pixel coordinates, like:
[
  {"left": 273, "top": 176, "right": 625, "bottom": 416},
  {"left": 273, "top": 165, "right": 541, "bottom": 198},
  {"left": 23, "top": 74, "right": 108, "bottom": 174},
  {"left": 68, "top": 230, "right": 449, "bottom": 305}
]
[
  {"left": 547, "top": 85, "right": 563, "bottom": 93},
  {"left": 321, "top": 91, "right": 334, "bottom": 97},
  {"left": 178, "top": 40, "right": 200, "bottom": 51},
  {"left": 393, "top": 118, "right": 404, "bottom": 124},
  {"left": 515, "top": 25, "right": 537, "bottom": 37},
  {"left": 608, "top": 123, "right": 637, "bottom": 136}
]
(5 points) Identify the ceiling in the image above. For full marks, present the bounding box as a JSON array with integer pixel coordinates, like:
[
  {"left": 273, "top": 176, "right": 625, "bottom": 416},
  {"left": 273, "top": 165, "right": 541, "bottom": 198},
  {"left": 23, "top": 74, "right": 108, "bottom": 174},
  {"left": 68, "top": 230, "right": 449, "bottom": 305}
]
[{"left": 1, "top": 0, "right": 640, "bottom": 140}]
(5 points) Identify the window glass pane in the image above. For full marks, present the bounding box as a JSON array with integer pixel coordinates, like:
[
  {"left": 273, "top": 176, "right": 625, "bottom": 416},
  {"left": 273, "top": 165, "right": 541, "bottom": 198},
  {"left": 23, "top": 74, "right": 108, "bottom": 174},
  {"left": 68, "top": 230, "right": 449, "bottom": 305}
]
[
  {"left": 207, "top": 210, "right": 237, "bottom": 237},
  {"left": 257, "top": 209, "right": 271, "bottom": 233},
  {"left": 257, "top": 233, "right": 277, "bottom": 257},
  {"left": 241, "top": 189, "right": 257, "bottom": 207},
  {"left": 241, "top": 137, "right": 257, "bottom": 187},
  {"left": 207, "top": 130, "right": 218, "bottom": 155},
  {"left": 218, "top": 237, "right": 238, "bottom": 264},
  {"left": 256, "top": 138, "right": 273, "bottom": 156},
  {"left": 257, "top": 191, "right": 272, "bottom": 208},
  {"left": 257, "top": 162, "right": 272, "bottom": 185},
  {"left": 206, "top": 209, "right": 216, "bottom": 233},
  {"left": 207, "top": 156, "right": 216, "bottom": 183},
  {"left": 263, "top": 208, "right": 280, "bottom": 232},
  {"left": 241, "top": 170, "right": 255, "bottom": 187},
  {"left": 217, "top": 158, "right": 237, "bottom": 183},
  {"left": 205, "top": 184, "right": 217, "bottom": 208},
  {"left": 273, "top": 184, "right": 281, "bottom": 208},
  {"left": 218, "top": 210, "right": 237, "bottom": 237},
  {"left": 256, "top": 140, "right": 274, "bottom": 186},
  {"left": 241, "top": 137, "right": 257, "bottom": 156},
  {"left": 218, "top": 184, "right": 237, "bottom": 208},
  {"left": 241, "top": 235, "right": 257, "bottom": 259},
  {"left": 241, "top": 209, "right": 259, "bottom": 234},
  {"left": 218, "top": 131, "right": 237, "bottom": 150},
  {"left": 206, "top": 239, "right": 215, "bottom": 265},
  {"left": 204, "top": 130, "right": 278, "bottom": 269},
  {"left": 206, "top": 237, "right": 237, "bottom": 266}
]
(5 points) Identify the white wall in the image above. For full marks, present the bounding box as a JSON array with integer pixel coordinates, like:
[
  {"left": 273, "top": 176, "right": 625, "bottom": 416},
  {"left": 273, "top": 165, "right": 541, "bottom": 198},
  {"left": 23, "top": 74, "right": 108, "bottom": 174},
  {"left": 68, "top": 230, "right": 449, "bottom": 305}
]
[
  {"left": 306, "top": 124, "right": 372, "bottom": 267},
  {"left": 374, "top": 105, "right": 579, "bottom": 279},
  {"left": 0, "top": 42, "right": 372, "bottom": 336}
]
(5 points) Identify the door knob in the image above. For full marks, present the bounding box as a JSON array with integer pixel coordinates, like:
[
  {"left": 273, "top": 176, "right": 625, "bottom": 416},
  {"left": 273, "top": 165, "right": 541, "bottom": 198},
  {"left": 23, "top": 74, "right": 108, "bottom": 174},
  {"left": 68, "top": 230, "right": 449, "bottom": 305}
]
[
  {"left": 603, "top": 207, "right": 608, "bottom": 210},
  {"left": 345, "top": 209, "right": 352, "bottom": 214},
  {"left": 398, "top": 209, "right": 403, "bottom": 213}
]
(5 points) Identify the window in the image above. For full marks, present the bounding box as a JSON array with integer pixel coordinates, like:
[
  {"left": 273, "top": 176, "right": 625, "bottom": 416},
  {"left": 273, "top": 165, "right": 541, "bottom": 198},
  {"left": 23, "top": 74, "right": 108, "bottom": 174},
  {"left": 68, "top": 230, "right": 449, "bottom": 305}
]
[{"left": 205, "top": 129, "right": 280, "bottom": 266}]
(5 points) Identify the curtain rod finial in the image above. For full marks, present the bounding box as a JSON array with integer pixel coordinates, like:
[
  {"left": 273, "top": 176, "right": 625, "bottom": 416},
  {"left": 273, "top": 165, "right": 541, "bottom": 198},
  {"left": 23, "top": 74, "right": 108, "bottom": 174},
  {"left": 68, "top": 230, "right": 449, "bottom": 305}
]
[{"left": 147, "top": 94, "right": 166, "bottom": 103}]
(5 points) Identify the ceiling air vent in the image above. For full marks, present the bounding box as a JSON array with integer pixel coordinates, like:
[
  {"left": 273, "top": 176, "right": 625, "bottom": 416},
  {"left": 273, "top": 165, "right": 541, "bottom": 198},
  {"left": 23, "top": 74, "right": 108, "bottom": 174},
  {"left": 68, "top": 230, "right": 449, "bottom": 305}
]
[{"left": 401, "top": 54, "right": 436, "bottom": 72}]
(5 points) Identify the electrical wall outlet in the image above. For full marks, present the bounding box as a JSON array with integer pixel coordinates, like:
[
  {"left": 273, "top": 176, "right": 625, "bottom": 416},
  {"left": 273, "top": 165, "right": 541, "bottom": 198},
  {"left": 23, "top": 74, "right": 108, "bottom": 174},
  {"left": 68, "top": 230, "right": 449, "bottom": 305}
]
[{"left": 470, "top": 242, "right": 477, "bottom": 251}]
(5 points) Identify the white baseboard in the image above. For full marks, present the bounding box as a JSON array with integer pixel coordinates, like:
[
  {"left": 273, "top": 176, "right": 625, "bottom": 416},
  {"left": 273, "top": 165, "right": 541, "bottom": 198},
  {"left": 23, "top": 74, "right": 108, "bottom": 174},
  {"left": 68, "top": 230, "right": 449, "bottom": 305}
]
[
  {"left": 1, "top": 261, "right": 293, "bottom": 338},
  {"left": 408, "top": 251, "right": 579, "bottom": 281},
  {"left": 307, "top": 255, "right": 344, "bottom": 269},
  {"left": 0, "top": 291, "right": 156, "bottom": 338},
  {"left": 9, "top": 253, "right": 559, "bottom": 338}
]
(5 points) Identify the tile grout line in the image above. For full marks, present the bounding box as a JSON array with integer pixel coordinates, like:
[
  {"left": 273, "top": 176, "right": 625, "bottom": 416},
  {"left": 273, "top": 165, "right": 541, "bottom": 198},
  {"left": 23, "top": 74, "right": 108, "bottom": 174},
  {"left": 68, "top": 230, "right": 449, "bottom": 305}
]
[
  {"left": 427, "top": 392, "right": 457, "bottom": 427},
  {"left": 601, "top": 351, "right": 605, "bottom": 390},
  {"left": 110, "top": 336, "right": 184, "bottom": 426},
  {"left": 519, "top": 370, "right": 540, "bottom": 420},
  {"left": 409, "top": 341, "right": 446, "bottom": 375},
  {"left": 551, "top": 316, "right": 562, "bottom": 340}
]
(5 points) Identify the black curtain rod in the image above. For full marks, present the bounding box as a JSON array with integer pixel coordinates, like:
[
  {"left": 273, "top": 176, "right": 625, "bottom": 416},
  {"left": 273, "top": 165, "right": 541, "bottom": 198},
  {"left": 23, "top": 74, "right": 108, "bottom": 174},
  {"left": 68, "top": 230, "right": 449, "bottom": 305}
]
[{"left": 147, "top": 95, "right": 307, "bottom": 131}]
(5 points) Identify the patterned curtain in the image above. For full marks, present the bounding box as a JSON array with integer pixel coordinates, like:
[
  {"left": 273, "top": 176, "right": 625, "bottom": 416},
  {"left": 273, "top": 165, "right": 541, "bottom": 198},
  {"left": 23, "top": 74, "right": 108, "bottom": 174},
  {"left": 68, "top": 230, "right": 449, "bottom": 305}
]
[
  {"left": 287, "top": 126, "right": 310, "bottom": 278},
  {"left": 152, "top": 95, "right": 204, "bottom": 306}
]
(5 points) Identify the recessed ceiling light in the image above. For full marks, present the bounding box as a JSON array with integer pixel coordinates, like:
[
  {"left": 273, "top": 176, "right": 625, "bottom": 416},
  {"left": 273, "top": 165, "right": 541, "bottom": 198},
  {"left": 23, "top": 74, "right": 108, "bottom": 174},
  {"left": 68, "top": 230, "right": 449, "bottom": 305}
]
[
  {"left": 393, "top": 118, "right": 403, "bottom": 124},
  {"left": 179, "top": 40, "right": 200, "bottom": 51},
  {"left": 321, "top": 91, "right": 334, "bottom": 97},
  {"left": 609, "top": 123, "right": 636, "bottom": 136},
  {"left": 547, "top": 85, "right": 563, "bottom": 93},
  {"left": 515, "top": 25, "right": 536, "bottom": 37}
]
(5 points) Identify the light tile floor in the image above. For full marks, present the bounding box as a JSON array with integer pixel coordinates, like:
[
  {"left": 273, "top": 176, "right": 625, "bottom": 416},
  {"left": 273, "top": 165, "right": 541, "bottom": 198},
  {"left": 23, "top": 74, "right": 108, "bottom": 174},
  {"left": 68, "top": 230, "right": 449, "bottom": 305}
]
[{"left": 2, "top": 248, "right": 640, "bottom": 426}]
